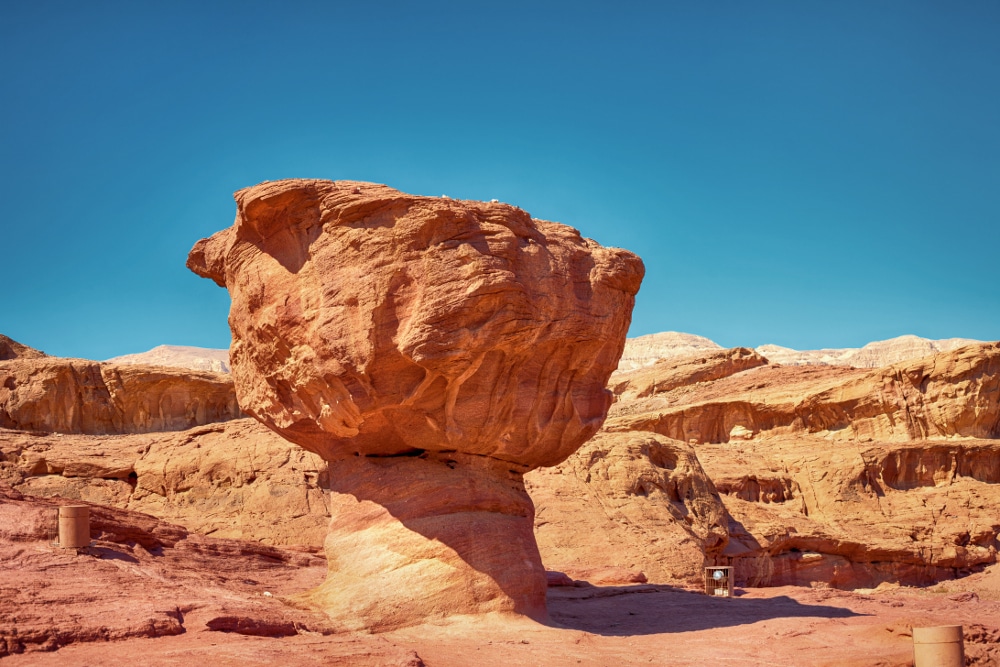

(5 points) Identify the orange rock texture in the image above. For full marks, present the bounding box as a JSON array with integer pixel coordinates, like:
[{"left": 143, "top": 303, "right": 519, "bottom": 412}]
[
  {"left": 529, "top": 341, "right": 1000, "bottom": 590},
  {"left": 0, "top": 357, "right": 241, "bottom": 435},
  {"left": 0, "top": 418, "right": 332, "bottom": 548},
  {"left": 187, "top": 179, "right": 643, "bottom": 629}
]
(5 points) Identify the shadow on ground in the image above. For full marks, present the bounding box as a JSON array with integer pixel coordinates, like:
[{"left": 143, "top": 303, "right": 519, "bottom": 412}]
[{"left": 546, "top": 584, "right": 863, "bottom": 636}]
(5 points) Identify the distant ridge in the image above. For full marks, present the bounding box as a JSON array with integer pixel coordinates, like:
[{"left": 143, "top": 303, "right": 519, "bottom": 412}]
[
  {"left": 106, "top": 345, "right": 230, "bottom": 373},
  {"left": 615, "top": 332, "right": 724, "bottom": 371},
  {"left": 619, "top": 332, "right": 987, "bottom": 371},
  {"left": 101, "top": 333, "right": 990, "bottom": 375}
]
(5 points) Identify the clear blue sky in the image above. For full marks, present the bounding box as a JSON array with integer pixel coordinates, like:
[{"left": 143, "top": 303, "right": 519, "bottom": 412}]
[{"left": 2, "top": 1, "right": 998, "bottom": 359}]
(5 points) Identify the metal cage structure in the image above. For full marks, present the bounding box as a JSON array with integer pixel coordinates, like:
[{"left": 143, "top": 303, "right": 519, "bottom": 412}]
[{"left": 705, "top": 566, "right": 733, "bottom": 597}]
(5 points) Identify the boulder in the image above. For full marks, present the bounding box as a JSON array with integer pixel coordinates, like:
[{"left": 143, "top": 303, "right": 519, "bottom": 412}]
[{"left": 187, "top": 179, "right": 643, "bottom": 629}]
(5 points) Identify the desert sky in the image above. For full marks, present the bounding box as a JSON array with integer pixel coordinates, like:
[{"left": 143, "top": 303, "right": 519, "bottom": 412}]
[{"left": 2, "top": 1, "right": 997, "bottom": 359}]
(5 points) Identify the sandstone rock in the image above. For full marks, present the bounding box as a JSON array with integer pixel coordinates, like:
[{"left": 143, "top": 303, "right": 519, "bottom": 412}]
[
  {"left": 699, "top": 437, "right": 1000, "bottom": 589},
  {"left": 0, "top": 418, "right": 332, "bottom": 549},
  {"left": 0, "top": 334, "right": 46, "bottom": 361},
  {"left": 605, "top": 342, "right": 1000, "bottom": 444},
  {"left": 0, "top": 484, "right": 333, "bottom": 658},
  {"left": 755, "top": 334, "right": 986, "bottom": 368},
  {"left": 188, "top": 179, "right": 643, "bottom": 629},
  {"left": 0, "top": 358, "right": 241, "bottom": 435},
  {"left": 610, "top": 347, "right": 767, "bottom": 401},
  {"left": 581, "top": 343, "right": 1000, "bottom": 590},
  {"left": 729, "top": 425, "right": 753, "bottom": 440},
  {"left": 106, "top": 345, "right": 231, "bottom": 373},
  {"left": 526, "top": 430, "right": 729, "bottom": 586}
]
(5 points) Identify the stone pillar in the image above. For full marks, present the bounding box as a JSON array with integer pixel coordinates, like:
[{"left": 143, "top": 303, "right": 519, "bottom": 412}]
[
  {"left": 58, "top": 505, "right": 90, "bottom": 548},
  {"left": 913, "top": 625, "right": 964, "bottom": 667},
  {"left": 300, "top": 451, "right": 547, "bottom": 632}
]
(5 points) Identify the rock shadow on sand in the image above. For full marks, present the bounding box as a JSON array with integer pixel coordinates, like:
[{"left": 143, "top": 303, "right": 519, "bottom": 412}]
[{"left": 546, "top": 584, "right": 862, "bottom": 636}]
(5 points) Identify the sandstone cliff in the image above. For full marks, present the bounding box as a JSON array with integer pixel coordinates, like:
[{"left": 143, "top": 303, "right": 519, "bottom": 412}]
[
  {"left": 0, "top": 418, "right": 332, "bottom": 547},
  {"left": 531, "top": 341, "right": 1000, "bottom": 590},
  {"left": 0, "top": 357, "right": 241, "bottom": 435}
]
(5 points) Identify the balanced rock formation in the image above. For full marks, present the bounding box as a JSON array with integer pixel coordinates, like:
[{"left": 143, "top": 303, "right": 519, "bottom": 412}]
[
  {"left": 187, "top": 179, "right": 643, "bottom": 629},
  {"left": 0, "top": 357, "right": 241, "bottom": 435}
]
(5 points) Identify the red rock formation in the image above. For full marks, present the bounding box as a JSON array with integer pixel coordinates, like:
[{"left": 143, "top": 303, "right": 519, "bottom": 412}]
[
  {"left": 542, "top": 343, "right": 1000, "bottom": 590},
  {"left": 0, "top": 358, "right": 241, "bottom": 435},
  {"left": 526, "top": 431, "right": 729, "bottom": 585},
  {"left": 188, "top": 179, "right": 643, "bottom": 629},
  {"left": 0, "top": 334, "right": 46, "bottom": 361},
  {"left": 0, "top": 418, "right": 332, "bottom": 548},
  {"left": 606, "top": 342, "right": 1000, "bottom": 444}
]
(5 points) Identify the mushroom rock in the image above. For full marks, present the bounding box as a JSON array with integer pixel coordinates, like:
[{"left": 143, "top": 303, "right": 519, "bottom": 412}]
[{"left": 187, "top": 179, "right": 644, "bottom": 630}]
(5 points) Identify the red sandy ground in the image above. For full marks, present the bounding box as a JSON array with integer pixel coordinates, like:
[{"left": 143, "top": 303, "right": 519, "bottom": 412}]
[
  {"left": 7, "top": 569, "right": 999, "bottom": 666},
  {"left": 4, "top": 490, "right": 999, "bottom": 666}
]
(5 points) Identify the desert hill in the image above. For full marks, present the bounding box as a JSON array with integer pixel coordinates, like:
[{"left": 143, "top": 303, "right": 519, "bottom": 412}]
[
  {"left": 98, "top": 332, "right": 988, "bottom": 377},
  {"left": 619, "top": 331, "right": 985, "bottom": 371},
  {"left": 106, "top": 345, "right": 231, "bottom": 373}
]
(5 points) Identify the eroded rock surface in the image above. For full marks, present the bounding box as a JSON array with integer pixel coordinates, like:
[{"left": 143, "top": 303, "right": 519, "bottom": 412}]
[
  {"left": 0, "top": 418, "right": 332, "bottom": 548},
  {"left": 533, "top": 342, "right": 1000, "bottom": 590},
  {"left": 188, "top": 179, "right": 643, "bottom": 629},
  {"left": 0, "top": 358, "right": 241, "bottom": 434},
  {"left": 0, "top": 334, "right": 46, "bottom": 361}
]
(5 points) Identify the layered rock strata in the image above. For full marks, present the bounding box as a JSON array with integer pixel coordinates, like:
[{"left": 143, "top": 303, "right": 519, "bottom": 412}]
[
  {"left": 187, "top": 179, "right": 643, "bottom": 629},
  {"left": 0, "top": 357, "right": 241, "bottom": 434},
  {"left": 542, "top": 342, "right": 1000, "bottom": 590},
  {"left": 0, "top": 418, "right": 332, "bottom": 548}
]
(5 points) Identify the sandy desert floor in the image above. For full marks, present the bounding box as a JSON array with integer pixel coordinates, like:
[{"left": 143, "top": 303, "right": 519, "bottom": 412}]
[{"left": 7, "top": 562, "right": 999, "bottom": 666}]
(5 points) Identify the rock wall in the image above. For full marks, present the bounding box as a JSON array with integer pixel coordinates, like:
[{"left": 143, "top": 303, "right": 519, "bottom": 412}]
[{"left": 0, "top": 358, "right": 241, "bottom": 434}]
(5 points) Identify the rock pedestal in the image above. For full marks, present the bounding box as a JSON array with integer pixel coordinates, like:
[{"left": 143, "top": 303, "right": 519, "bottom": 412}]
[
  {"left": 188, "top": 179, "right": 643, "bottom": 629},
  {"left": 306, "top": 451, "right": 545, "bottom": 630}
]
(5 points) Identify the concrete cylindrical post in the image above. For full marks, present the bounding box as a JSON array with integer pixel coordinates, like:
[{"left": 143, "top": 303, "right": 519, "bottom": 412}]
[
  {"left": 913, "top": 625, "right": 964, "bottom": 667},
  {"left": 58, "top": 505, "right": 91, "bottom": 549}
]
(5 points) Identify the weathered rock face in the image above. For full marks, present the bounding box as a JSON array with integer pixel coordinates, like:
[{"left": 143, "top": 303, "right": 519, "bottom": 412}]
[
  {"left": 0, "top": 358, "right": 241, "bottom": 435},
  {"left": 553, "top": 342, "right": 1000, "bottom": 590},
  {"left": 188, "top": 179, "right": 643, "bottom": 628},
  {"left": 0, "top": 418, "right": 333, "bottom": 548},
  {"left": 606, "top": 342, "right": 1000, "bottom": 444},
  {"left": 526, "top": 431, "right": 729, "bottom": 586},
  {"left": 0, "top": 334, "right": 46, "bottom": 361}
]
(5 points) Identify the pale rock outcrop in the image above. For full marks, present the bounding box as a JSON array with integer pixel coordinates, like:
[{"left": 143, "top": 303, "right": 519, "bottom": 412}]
[
  {"left": 106, "top": 345, "right": 231, "bottom": 373},
  {"left": 187, "top": 179, "right": 643, "bottom": 629},
  {"left": 0, "top": 358, "right": 241, "bottom": 434},
  {"left": 756, "top": 334, "right": 984, "bottom": 368},
  {"left": 615, "top": 331, "right": 723, "bottom": 372},
  {"left": 0, "top": 418, "right": 332, "bottom": 548}
]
